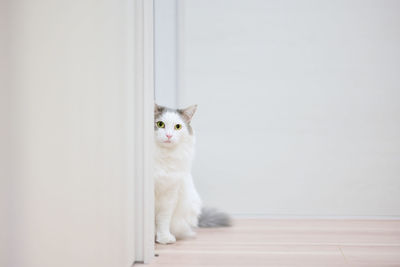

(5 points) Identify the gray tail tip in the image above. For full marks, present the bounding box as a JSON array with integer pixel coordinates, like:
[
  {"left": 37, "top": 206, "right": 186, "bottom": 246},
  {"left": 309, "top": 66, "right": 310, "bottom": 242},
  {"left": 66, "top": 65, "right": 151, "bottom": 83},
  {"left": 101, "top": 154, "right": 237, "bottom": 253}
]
[{"left": 198, "top": 207, "right": 232, "bottom": 228}]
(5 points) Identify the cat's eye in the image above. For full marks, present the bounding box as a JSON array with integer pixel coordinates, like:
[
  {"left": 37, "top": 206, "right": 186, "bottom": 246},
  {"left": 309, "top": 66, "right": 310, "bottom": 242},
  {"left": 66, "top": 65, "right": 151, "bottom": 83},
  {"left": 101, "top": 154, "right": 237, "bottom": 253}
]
[
  {"left": 174, "top": 124, "right": 182, "bottom": 130},
  {"left": 156, "top": 121, "right": 165, "bottom": 128}
]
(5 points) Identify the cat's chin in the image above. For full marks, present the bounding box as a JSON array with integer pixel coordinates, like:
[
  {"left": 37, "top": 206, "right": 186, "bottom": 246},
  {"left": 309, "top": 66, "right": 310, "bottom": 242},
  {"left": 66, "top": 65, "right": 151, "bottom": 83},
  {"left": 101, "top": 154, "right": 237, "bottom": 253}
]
[{"left": 157, "top": 141, "right": 177, "bottom": 148}]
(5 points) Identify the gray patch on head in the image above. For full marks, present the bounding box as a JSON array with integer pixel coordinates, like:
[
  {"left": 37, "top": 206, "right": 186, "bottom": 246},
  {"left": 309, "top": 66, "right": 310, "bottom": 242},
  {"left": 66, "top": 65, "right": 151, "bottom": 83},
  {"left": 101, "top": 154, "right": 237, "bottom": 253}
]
[
  {"left": 154, "top": 104, "right": 167, "bottom": 120},
  {"left": 154, "top": 105, "right": 163, "bottom": 119},
  {"left": 154, "top": 104, "right": 195, "bottom": 135},
  {"left": 154, "top": 104, "right": 174, "bottom": 131},
  {"left": 154, "top": 104, "right": 164, "bottom": 131}
]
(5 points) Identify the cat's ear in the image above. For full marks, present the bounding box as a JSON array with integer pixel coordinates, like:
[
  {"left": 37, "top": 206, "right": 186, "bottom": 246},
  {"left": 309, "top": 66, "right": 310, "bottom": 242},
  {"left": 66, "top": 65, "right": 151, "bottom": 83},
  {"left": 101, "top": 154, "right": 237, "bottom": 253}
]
[
  {"left": 155, "top": 103, "right": 164, "bottom": 117},
  {"left": 179, "top": 105, "right": 197, "bottom": 123}
]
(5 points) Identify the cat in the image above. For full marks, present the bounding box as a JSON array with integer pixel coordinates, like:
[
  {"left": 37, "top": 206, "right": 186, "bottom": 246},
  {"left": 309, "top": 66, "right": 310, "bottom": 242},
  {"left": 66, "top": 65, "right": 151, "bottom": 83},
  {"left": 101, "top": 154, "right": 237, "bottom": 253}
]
[{"left": 154, "top": 104, "right": 231, "bottom": 244}]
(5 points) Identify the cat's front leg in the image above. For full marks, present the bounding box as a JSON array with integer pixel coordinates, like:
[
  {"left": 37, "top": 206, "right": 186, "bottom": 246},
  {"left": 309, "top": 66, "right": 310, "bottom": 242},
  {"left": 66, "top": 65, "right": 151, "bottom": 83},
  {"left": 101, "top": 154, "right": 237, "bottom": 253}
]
[{"left": 155, "top": 187, "right": 178, "bottom": 244}]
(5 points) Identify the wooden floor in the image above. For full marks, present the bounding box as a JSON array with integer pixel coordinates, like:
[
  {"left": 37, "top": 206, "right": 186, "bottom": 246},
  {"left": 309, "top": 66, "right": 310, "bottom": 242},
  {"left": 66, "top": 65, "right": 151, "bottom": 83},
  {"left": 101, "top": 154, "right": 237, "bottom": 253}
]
[{"left": 146, "top": 219, "right": 400, "bottom": 267}]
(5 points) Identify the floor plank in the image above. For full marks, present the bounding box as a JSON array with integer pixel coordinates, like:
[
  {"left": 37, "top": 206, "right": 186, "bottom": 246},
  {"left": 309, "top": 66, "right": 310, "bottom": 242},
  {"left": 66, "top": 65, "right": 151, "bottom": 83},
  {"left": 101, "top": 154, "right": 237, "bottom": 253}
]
[{"left": 144, "top": 219, "right": 400, "bottom": 267}]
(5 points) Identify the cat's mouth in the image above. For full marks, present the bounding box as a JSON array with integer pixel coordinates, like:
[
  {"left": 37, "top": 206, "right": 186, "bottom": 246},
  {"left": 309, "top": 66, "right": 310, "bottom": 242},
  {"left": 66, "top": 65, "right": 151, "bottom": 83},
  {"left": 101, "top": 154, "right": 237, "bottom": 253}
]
[{"left": 164, "top": 140, "right": 172, "bottom": 143}]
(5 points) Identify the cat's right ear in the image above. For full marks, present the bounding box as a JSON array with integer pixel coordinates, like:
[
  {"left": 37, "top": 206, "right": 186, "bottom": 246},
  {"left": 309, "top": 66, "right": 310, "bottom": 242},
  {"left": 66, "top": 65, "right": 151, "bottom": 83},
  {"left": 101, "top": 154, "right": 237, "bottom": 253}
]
[
  {"left": 155, "top": 103, "right": 164, "bottom": 117},
  {"left": 179, "top": 105, "right": 197, "bottom": 123}
]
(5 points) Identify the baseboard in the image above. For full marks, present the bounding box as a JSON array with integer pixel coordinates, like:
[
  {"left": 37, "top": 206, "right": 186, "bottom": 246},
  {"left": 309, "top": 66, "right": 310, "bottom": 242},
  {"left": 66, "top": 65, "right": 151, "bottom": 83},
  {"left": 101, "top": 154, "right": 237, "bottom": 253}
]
[{"left": 231, "top": 213, "right": 400, "bottom": 220}]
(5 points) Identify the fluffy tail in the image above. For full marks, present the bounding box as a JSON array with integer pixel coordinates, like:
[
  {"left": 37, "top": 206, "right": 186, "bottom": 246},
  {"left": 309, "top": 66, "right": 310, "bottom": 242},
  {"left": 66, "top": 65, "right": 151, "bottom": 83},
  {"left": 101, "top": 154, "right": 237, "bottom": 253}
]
[{"left": 198, "top": 207, "right": 232, "bottom": 228}]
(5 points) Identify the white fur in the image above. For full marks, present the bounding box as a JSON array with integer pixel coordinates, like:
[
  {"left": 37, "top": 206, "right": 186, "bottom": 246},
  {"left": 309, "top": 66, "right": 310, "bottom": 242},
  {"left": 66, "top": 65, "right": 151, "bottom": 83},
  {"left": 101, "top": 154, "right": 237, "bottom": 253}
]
[{"left": 154, "top": 111, "right": 202, "bottom": 244}]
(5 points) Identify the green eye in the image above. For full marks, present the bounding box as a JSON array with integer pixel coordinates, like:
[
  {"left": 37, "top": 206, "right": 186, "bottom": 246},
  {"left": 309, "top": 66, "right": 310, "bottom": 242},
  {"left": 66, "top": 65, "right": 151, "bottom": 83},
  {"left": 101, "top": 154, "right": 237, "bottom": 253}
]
[
  {"left": 174, "top": 124, "right": 182, "bottom": 130},
  {"left": 156, "top": 121, "right": 165, "bottom": 128}
]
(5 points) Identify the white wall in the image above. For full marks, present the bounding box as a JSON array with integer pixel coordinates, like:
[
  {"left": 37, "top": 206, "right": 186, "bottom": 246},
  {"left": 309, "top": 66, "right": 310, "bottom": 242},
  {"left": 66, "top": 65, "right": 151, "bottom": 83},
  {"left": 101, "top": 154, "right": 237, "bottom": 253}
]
[
  {"left": 3, "top": 1, "right": 137, "bottom": 266},
  {"left": 154, "top": 0, "right": 178, "bottom": 107},
  {"left": 176, "top": 0, "right": 400, "bottom": 217}
]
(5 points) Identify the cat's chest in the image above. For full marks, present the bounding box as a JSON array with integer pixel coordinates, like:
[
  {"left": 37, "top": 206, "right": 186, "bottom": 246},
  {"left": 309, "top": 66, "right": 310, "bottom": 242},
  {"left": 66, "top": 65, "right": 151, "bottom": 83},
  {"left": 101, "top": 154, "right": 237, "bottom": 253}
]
[
  {"left": 154, "top": 147, "right": 192, "bottom": 185},
  {"left": 154, "top": 157, "right": 188, "bottom": 192},
  {"left": 155, "top": 155, "right": 190, "bottom": 175}
]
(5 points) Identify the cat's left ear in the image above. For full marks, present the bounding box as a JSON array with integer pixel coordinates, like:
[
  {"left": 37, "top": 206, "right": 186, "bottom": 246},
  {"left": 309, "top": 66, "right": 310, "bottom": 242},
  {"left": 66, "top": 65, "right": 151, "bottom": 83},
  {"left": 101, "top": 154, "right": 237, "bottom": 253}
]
[
  {"left": 155, "top": 103, "right": 164, "bottom": 117},
  {"left": 179, "top": 105, "right": 197, "bottom": 123}
]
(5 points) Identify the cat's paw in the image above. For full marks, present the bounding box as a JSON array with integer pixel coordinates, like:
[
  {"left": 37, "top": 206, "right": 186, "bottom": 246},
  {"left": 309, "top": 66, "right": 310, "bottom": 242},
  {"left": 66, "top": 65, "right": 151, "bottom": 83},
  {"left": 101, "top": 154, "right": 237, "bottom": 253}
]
[{"left": 156, "top": 232, "right": 176, "bottom": 244}]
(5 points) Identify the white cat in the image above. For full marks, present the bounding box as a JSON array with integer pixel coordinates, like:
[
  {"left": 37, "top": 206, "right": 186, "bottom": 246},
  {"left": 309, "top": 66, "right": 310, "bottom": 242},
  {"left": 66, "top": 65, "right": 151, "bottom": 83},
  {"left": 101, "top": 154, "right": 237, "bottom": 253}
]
[{"left": 154, "top": 104, "right": 230, "bottom": 244}]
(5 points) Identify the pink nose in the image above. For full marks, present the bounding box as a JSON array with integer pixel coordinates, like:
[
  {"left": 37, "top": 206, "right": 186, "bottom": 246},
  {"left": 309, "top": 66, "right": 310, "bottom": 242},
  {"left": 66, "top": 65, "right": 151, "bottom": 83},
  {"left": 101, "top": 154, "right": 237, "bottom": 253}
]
[{"left": 166, "top": 134, "right": 172, "bottom": 139}]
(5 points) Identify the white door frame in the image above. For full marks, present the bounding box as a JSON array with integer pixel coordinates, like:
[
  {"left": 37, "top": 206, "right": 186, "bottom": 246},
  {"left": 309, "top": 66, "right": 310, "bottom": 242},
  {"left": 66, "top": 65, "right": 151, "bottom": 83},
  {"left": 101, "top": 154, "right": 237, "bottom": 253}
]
[
  {"left": 3, "top": 0, "right": 154, "bottom": 266},
  {"left": 133, "top": 0, "right": 154, "bottom": 264}
]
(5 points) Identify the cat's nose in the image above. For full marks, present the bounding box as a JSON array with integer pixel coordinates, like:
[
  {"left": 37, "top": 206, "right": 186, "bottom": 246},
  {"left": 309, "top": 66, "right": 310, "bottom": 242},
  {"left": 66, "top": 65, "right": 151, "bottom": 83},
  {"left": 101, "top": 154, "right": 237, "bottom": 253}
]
[{"left": 166, "top": 134, "right": 172, "bottom": 139}]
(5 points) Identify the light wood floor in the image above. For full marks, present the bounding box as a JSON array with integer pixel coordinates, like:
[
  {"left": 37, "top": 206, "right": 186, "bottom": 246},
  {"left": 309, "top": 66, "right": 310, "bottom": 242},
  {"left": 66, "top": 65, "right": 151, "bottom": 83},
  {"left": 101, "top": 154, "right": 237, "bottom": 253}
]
[{"left": 146, "top": 219, "right": 400, "bottom": 267}]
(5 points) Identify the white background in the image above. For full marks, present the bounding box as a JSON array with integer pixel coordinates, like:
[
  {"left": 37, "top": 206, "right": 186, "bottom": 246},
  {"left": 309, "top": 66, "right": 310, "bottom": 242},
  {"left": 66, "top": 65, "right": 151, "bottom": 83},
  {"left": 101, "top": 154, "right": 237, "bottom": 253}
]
[{"left": 155, "top": 0, "right": 400, "bottom": 217}]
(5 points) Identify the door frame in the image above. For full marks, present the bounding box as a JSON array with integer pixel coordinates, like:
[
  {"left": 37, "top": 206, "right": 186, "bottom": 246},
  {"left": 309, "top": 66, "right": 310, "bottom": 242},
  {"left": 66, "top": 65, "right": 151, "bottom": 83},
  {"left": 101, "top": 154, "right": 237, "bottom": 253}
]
[{"left": 133, "top": 0, "right": 154, "bottom": 264}]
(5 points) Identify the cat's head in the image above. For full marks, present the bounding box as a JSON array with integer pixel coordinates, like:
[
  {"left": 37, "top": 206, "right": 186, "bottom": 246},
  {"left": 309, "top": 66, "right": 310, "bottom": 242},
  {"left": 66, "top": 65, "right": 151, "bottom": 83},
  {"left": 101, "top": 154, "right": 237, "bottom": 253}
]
[{"left": 154, "top": 104, "right": 197, "bottom": 147}]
